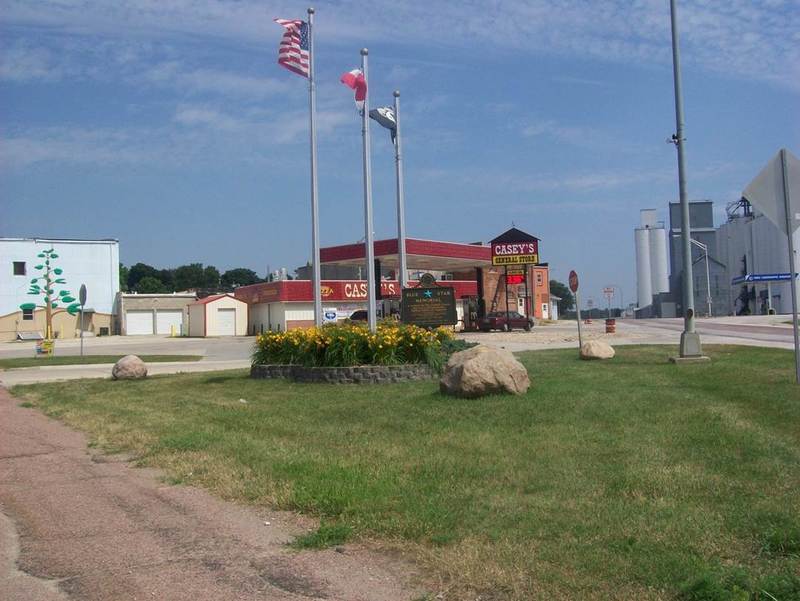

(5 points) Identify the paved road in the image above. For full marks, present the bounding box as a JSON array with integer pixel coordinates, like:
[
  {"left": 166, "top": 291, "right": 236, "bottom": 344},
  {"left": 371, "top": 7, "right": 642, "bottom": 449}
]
[
  {"left": 0, "top": 388, "right": 422, "bottom": 601},
  {"left": 0, "top": 335, "right": 255, "bottom": 361},
  {"left": 625, "top": 317, "right": 794, "bottom": 348},
  {"left": 0, "top": 336, "right": 255, "bottom": 387}
]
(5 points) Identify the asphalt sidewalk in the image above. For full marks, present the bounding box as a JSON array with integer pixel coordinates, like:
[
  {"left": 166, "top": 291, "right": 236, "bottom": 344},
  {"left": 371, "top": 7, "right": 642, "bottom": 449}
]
[{"left": 0, "top": 387, "right": 422, "bottom": 600}]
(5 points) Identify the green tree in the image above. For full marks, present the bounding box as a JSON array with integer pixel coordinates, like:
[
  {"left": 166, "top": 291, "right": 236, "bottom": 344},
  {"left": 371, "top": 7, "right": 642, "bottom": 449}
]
[
  {"left": 203, "top": 265, "right": 220, "bottom": 290},
  {"left": 549, "top": 280, "right": 574, "bottom": 317},
  {"left": 158, "top": 269, "right": 176, "bottom": 292},
  {"left": 128, "top": 262, "right": 160, "bottom": 291},
  {"left": 221, "top": 268, "right": 260, "bottom": 290},
  {"left": 119, "top": 264, "right": 130, "bottom": 292},
  {"left": 174, "top": 263, "right": 205, "bottom": 291},
  {"left": 136, "top": 276, "right": 168, "bottom": 293},
  {"left": 21, "top": 248, "right": 80, "bottom": 338}
]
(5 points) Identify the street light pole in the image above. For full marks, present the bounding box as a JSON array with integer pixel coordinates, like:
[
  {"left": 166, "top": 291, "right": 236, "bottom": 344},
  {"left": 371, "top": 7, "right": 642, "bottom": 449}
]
[{"left": 669, "top": 0, "right": 704, "bottom": 358}]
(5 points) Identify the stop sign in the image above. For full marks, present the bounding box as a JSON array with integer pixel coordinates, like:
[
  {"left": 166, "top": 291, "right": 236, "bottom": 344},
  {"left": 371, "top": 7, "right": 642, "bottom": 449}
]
[{"left": 568, "top": 270, "right": 579, "bottom": 293}]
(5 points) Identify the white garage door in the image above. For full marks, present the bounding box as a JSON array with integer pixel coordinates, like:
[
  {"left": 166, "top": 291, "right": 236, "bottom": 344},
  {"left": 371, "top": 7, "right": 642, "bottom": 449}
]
[
  {"left": 126, "top": 310, "right": 154, "bottom": 335},
  {"left": 156, "top": 310, "right": 183, "bottom": 335},
  {"left": 216, "top": 308, "right": 236, "bottom": 336}
]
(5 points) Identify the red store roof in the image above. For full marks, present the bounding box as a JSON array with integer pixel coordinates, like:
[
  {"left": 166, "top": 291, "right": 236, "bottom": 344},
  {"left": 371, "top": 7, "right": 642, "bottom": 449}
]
[{"left": 320, "top": 237, "right": 492, "bottom": 271}]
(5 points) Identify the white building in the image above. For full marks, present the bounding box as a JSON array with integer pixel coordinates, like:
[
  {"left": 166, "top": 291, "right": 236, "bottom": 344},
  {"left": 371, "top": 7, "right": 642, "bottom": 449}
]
[
  {"left": 187, "top": 294, "right": 248, "bottom": 336},
  {"left": 717, "top": 204, "right": 800, "bottom": 315},
  {"left": 0, "top": 238, "right": 119, "bottom": 341}
]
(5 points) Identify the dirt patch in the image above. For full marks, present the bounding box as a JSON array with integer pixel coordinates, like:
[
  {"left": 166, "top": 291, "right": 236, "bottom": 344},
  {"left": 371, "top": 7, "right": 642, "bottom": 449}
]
[{"left": 0, "top": 387, "right": 427, "bottom": 601}]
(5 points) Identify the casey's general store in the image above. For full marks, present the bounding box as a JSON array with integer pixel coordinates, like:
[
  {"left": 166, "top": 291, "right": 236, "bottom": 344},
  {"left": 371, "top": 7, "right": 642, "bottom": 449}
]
[{"left": 235, "top": 230, "right": 550, "bottom": 333}]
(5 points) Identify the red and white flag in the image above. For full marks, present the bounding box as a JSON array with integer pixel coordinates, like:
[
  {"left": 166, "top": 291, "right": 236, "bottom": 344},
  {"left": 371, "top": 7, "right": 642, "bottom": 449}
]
[
  {"left": 340, "top": 69, "right": 367, "bottom": 110},
  {"left": 274, "top": 18, "right": 309, "bottom": 77}
]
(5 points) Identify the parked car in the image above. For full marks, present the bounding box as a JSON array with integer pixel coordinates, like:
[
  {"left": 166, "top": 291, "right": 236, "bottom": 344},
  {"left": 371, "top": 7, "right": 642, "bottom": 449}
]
[
  {"left": 478, "top": 311, "right": 534, "bottom": 332},
  {"left": 348, "top": 310, "right": 368, "bottom": 322}
]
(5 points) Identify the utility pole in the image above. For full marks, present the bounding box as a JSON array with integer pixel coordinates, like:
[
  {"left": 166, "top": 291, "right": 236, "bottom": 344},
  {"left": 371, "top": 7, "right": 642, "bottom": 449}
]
[{"left": 669, "top": 0, "right": 706, "bottom": 361}]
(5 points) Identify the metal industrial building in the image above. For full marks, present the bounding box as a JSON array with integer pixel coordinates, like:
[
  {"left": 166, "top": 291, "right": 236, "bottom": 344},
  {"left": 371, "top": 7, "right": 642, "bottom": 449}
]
[
  {"left": 635, "top": 202, "right": 728, "bottom": 318},
  {"left": 717, "top": 198, "right": 800, "bottom": 315},
  {"left": 667, "top": 201, "right": 729, "bottom": 317}
]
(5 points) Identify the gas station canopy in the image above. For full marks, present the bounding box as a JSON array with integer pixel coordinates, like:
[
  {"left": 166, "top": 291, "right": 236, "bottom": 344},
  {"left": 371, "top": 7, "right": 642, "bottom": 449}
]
[{"left": 320, "top": 237, "right": 493, "bottom": 272}]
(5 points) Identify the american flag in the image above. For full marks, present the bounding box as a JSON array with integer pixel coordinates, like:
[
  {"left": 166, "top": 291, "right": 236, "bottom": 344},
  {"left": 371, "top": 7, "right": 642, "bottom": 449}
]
[{"left": 274, "top": 18, "right": 309, "bottom": 78}]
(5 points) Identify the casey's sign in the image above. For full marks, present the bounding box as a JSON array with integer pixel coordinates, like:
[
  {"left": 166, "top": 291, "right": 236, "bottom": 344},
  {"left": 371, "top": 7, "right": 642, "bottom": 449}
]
[
  {"left": 342, "top": 281, "right": 398, "bottom": 299},
  {"left": 491, "top": 240, "right": 539, "bottom": 266}
]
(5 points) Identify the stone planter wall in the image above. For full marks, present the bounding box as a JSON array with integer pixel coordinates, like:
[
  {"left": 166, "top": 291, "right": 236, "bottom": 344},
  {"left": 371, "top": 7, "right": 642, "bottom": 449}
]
[{"left": 251, "top": 363, "right": 434, "bottom": 384}]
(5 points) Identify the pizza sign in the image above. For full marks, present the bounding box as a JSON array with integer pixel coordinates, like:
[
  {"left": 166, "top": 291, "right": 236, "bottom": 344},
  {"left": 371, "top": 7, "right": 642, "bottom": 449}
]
[{"left": 491, "top": 240, "right": 539, "bottom": 266}]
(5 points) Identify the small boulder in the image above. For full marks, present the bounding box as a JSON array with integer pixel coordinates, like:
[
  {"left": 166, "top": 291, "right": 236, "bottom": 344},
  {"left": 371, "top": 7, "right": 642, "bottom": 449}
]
[
  {"left": 112, "top": 355, "right": 148, "bottom": 380},
  {"left": 440, "top": 345, "right": 530, "bottom": 397},
  {"left": 580, "top": 340, "right": 615, "bottom": 360}
]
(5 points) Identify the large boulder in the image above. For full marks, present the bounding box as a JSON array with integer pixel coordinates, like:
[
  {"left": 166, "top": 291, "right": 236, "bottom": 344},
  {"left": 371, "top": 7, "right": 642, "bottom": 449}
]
[
  {"left": 112, "top": 355, "right": 148, "bottom": 380},
  {"left": 440, "top": 345, "right": 530, "bottom": 397},
  {"left": 580, "top": 340, "right": 615, "bottom": 360}
]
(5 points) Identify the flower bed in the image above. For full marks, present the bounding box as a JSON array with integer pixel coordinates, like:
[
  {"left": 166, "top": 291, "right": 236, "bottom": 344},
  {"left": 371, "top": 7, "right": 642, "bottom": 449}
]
[{"left": 252, "top": 321, "right": 454, "bottom": 370}]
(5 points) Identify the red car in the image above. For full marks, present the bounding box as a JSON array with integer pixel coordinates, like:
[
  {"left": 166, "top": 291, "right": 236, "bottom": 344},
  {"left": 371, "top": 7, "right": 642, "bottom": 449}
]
[{"left": 478, "top": 311, "right": 534, "bottom": 332}]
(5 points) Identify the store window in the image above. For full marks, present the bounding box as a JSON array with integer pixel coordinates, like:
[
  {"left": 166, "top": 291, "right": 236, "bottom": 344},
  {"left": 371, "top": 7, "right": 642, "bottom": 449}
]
[
  {"left": 13, "top": 261, "right": 26, "bottom": 276},
  {"left": 22, "top": 307, "right": 34, "bottom": 320}
]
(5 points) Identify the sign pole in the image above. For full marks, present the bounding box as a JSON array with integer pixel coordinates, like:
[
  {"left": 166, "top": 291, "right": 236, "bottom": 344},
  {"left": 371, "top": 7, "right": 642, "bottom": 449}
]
[
  {"left": 504, "top": 265, "right": 510, "bottom": 330},
  {"left": 780, "top": 148, "right": 800, "bottom": 383},
  {"left": 524, "top": 265, "right": 530, "bottom": 318},
  {"left": 360, "top": 48, "right": 377, "bottom": 332},
  {"left": 393, "top": 90, "right": 408, "bottom": 289},
  {"left": 307, "top": 7, "right": 322, "bottom": 326},
  {"left": 575, "top": 289, "right": 583, "bottom": 350},
  {"left": 79, "top": 284, "right": 87, "bottom": 359},
  {"left": 569, "top": 271, "right": 582, "bottom": 351}
]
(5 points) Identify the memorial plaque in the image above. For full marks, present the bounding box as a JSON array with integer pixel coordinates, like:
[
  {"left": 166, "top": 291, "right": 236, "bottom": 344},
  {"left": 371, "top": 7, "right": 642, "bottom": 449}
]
[{"left": 401, "top": 286, "right": 457, "bottom": 327}]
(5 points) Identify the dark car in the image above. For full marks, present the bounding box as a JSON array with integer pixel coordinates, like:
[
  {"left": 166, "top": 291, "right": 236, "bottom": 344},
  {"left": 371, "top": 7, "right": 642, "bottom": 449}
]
[
  {"left": 348, "top": 310, "right": 368, "bottom": 322},
  {"left": 478, "top": 311, "right": 534, "bottom": 332}
]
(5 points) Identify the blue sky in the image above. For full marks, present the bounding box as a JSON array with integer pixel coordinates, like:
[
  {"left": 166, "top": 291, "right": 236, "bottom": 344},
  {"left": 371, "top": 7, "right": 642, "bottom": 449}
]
[{"left": 2, "top": 0, "right": 799, "bottom": 308}]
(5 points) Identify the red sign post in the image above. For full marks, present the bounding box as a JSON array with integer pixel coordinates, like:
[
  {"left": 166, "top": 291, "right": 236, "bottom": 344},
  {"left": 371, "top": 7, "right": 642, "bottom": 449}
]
[
  {"left": 568, "top": 270, "right": 579, "bottom": 293},
  {"left": 569, "top": 270, "right": 583, "bottom": 351}
]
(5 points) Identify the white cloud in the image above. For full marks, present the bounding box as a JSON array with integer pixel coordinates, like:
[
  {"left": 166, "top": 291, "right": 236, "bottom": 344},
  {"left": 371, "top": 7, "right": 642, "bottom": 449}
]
[
  {"left": 1, "top": 1, "right": 797, "bottom": 90},
  {"left": 0, "top": 43, "right": 64, "bottom": 81},
  {"left": 173, "top": 105, "right": 244, "bottom": 131},
  {"left": 0, "top": 102, "right": 354, "bottom": 169},
  {"left": 141, "top": 61, "right": 289, "bottom": 100}
]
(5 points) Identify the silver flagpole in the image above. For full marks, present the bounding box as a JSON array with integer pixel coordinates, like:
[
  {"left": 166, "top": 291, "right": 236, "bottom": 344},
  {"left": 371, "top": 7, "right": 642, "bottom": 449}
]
[
  {"left": 393, "top": 90, "right": 408, "bottom": 289},
  {"left": 361, "top": 49, "right": 377, "bottom": 332},
  {"left": 308, "top": 7, "right": 322, "bottom": 326}
]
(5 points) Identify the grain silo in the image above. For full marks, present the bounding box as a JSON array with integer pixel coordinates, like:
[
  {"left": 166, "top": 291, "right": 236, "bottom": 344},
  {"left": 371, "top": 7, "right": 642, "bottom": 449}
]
[
  {"left": 635, "top": 226, "right": 652, "bottom": 307},
  {"left": 649, "top": 226, "right": 669, "bottom": 295},
  {"left": 635, "top": 209, "right": 669, "bottom": 308}
]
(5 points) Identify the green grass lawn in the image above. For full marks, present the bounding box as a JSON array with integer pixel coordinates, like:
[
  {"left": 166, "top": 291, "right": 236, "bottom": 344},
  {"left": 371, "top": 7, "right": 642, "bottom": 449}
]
[
  {"left": 0, "top": 355, "right": 202, "bottom": 370},
  {"left": 14, "top": 345, "right": 800, "bottom": 601}
]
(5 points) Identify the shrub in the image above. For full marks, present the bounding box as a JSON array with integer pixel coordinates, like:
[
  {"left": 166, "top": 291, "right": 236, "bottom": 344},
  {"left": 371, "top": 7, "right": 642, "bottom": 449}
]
[{"left": 252, "top": 321, "right": 454, "bottom": 368}]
